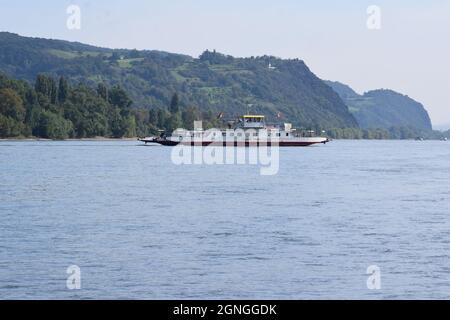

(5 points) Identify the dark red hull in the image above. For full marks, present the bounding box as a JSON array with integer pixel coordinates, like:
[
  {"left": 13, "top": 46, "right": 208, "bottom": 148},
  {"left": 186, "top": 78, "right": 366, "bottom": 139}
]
[{"left": 140, "top": 138, "right": 329, "bottom": 147}]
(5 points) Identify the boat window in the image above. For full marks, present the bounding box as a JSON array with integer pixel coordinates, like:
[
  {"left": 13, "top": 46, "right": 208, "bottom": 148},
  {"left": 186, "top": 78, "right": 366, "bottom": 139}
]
[{"left": 286, "top": 133, "right": 289, "bottom": 137}]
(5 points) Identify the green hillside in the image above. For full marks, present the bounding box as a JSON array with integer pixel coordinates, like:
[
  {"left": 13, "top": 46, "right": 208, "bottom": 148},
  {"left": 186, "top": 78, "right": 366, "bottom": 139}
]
[
  {"left": 0, "top": 32, "right": 358, "bottom": 130},
  {"left": 325, "top": 81, "right": 433, "bottom": 131}
]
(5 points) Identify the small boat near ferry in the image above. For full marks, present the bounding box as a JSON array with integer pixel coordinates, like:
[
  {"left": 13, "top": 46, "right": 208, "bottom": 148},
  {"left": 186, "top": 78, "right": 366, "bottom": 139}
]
[{"left": 139, "top": 114, "right": 330, "bottom": 147}]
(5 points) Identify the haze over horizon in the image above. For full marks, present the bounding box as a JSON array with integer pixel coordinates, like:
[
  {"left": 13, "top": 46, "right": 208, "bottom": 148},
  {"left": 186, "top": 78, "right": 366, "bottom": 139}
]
[{"left": 1, "top": 0, "right": 449, "bottom": 126}]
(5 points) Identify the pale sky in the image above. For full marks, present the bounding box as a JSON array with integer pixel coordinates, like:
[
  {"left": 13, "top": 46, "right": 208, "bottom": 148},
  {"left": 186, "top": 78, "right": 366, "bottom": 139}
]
[{"left": 1, "top": 0, "right": 449, "bottom": 126}]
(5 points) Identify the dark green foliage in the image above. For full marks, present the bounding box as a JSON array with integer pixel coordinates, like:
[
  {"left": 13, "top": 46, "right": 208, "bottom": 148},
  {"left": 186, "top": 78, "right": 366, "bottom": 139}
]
[
  {"left": 326, "top": 126, "right": 448, "bottom": 140},
  {"left": 0, "top": 72, "right": 154, "bottom": 139},
  {"left": 199, "top": 49, "right": 234, "bottom": 65},
  {"left": 327, "top": 127, "right": 389, "bottom": 140},
  {"left": 109, "top": 85, "right": 132, "bottom": 109},
  {"left": 34, "top": 109, "right": 74, "bottom": 139},
  {"left": 1, "top": 71, "right": 446, "bottom": 140},
  {"left": 58, "top": 76, "right": 68, "bottom": 103},
  {"left": 0, "top": 113, "right": 24, "bottom": 137},
  {"left": 0, "top": 85, "right": 26, "bottom": 137},
  {"left": 169, "top": 93, "right": 179, "bottom": 113},
  {"left": 35, "top": 74, "right": 57, "bottom": 104},
  {"left": 0, "top": 72, "right": 217, "bottom": 139},
  {"left": 97, "top": 83, "right": 108, "bottom": 101},
  {"left": 0, "top": 87, "right": 25, "bottom": 120}
]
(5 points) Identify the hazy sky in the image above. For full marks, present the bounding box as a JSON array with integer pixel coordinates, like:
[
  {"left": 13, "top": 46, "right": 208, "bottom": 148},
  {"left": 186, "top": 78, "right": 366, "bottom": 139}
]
[{"left": 1, "top": 0, "right": 449, "bottom": 126}]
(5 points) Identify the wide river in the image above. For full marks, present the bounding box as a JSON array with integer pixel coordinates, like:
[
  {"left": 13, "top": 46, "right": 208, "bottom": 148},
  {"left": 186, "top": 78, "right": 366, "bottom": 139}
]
[{"left": 1, "top": 140, "right": 450, "bottom": 299}]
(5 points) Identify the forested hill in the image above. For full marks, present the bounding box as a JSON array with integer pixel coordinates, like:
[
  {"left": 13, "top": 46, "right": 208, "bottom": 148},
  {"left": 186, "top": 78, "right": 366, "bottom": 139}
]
[
  {"left": 0, "top": 32, "right": 357, "bottom": 129},
  {"left": 325, "top": 81, "right": 433, "bottom": 131}
]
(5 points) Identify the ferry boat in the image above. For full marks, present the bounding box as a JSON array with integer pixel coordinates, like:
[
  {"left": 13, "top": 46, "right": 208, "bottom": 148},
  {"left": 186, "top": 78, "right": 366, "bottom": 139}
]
[{"left": 139, "top": 115, "right": 330, "bottom": 147}]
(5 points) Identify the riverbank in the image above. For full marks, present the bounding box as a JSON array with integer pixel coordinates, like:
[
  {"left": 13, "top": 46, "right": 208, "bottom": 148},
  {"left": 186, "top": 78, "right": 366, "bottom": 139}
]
[
  {"left": 1, "top": 137, "right": 449, "bottom": 142},
  {"left": 0, "top": 137, "right": 140, "bottom": 141}
]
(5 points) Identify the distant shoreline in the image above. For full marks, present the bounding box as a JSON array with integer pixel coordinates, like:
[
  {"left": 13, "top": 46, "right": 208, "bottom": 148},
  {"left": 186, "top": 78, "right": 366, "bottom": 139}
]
[
  {"left": 1, "top": 137, "right": 448, "bottom": 142},
  {"left": 0, "top": 137, "right": 140, "bottom": 141}
]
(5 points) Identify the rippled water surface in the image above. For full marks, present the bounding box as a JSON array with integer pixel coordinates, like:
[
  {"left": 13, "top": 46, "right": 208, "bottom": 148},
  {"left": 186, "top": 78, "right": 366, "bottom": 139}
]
[{"left": 1, "top": 140, "right": 450, "bottom": 299}]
